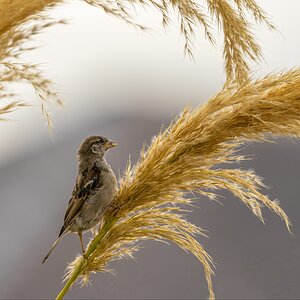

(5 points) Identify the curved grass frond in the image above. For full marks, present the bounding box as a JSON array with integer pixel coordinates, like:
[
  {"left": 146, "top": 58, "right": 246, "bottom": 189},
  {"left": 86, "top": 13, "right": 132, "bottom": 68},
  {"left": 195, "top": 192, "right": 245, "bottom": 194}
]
[
  {"left": 0, "top": 0, "right": 274, "bottom": 121},
  {"left": 0, "top": 62, "right": 62, "bottom": 127},
  {"left": 0, "top": 0, "right": 64, "bottom": 124},
  {"left": 232, "top": 0, "right": 274, "bottom": 28},
  {"left": 0, "top": 101, "right": 29, "bottom": 121},
  {"left": 84, "top": 0, "right": 271, "bottom": 85},
  {"left": 60, "top": 69, "right": 300, "bottom": 300}
]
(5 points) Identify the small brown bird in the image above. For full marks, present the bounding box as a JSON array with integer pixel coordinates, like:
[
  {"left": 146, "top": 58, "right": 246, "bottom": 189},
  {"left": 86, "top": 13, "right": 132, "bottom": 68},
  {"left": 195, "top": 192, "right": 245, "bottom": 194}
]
[{"left": 42, "top": 136, "right": 118, "bottom": 263}]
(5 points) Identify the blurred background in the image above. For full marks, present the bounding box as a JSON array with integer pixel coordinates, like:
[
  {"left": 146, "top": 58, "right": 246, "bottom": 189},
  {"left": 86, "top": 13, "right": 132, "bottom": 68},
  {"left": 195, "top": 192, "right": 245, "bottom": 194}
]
[{"left": 0, "top": 0, "right": 300, "bottom": 298}]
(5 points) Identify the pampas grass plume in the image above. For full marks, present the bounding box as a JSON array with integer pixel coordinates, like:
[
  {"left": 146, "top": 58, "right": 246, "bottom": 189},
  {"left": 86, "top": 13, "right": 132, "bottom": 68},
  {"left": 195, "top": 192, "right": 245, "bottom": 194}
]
[{"left": 61, "top": 69, "right": 300, "bottom": 299}]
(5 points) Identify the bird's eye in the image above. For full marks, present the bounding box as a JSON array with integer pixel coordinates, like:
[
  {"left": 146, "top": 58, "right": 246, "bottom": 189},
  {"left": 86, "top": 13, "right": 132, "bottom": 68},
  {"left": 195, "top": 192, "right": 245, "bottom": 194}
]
[{"left": 98, "top": 138, "right": 104, "bottom": 144}]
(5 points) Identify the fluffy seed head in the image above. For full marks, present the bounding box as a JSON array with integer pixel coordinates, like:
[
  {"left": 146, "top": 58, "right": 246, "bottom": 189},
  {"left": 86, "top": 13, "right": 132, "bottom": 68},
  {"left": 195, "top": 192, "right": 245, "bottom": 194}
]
[{"left": 64, "top": 69, "right": 300, "bottom": 300}]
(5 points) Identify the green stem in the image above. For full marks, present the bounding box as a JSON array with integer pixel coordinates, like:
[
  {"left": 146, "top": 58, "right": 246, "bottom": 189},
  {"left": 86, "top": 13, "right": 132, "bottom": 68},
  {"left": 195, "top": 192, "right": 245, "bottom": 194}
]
[
  {"left": 56, "top": 259, "right": 84, "bottom": 300},
  {"left": 55, "top": 216, "right": 117, "bottom": 300}
]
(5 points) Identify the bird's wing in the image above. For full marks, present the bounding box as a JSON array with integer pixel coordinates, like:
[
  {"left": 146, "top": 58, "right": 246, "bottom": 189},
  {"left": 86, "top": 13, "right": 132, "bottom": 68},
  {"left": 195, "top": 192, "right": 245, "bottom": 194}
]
[{"left": 59, "top": 164, "right": 104, "bottom": 236}]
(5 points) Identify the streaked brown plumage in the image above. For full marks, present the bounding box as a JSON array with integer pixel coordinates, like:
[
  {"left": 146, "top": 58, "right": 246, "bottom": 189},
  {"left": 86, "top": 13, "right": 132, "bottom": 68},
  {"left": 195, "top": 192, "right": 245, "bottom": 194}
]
[{"left": 42, "top": 136, "right": 117, "bottom": 263}]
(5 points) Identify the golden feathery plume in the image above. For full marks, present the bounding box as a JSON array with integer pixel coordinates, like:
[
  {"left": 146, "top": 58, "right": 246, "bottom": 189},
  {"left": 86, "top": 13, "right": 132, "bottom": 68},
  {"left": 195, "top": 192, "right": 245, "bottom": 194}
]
[
  {"left": 1, "top": 0, "right": 274, "bottom": 122},
  {"left": 59, "top": 69, "right": 300, "bottom": 300},
  {"left": 85, "top": 0, "right": 273, "bottom": 85},
  {"left": 0, "top": 0, "right": 65, "bottom": 126}
]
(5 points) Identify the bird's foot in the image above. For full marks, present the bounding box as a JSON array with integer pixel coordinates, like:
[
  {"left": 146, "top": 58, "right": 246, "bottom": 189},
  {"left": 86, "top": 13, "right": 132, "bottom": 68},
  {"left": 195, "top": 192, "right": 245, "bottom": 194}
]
[
  {"left": 91, "top": 226, "right": 99, "bottom": 236},
  {"left": 110, "top": 201, "right": 121, "bottom": 214}
]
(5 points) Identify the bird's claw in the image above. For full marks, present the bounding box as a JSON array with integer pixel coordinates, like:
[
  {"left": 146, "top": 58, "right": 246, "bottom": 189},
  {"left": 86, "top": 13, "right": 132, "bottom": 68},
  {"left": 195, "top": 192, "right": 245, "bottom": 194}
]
[{"left": 110, "top": 201, "right": 120, "bottom": 211}]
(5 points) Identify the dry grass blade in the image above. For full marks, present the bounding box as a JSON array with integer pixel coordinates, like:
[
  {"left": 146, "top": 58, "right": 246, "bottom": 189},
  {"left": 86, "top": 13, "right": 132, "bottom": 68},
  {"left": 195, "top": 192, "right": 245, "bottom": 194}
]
[
  {"left": 62, "top": 69, "right": 300, "bottom": 299},
  {"left": 0, "top": 101, "right": 29, "bottom": 120}
]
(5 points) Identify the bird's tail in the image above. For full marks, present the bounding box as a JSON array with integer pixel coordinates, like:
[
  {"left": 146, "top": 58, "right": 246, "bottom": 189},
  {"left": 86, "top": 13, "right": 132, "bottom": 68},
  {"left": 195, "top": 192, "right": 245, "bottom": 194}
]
[{"left": 42, "top": 234, "right": 65, "bottom": 264}]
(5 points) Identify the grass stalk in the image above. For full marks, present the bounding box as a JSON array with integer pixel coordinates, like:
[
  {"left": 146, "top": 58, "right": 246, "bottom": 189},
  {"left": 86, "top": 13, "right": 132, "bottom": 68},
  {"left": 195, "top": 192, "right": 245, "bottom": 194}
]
[
  {"left": 56, "top": 260, "right": 84, "bottom": 300},
  {"left": 56, "top": 215, "right": 117, "bottom": 299}
]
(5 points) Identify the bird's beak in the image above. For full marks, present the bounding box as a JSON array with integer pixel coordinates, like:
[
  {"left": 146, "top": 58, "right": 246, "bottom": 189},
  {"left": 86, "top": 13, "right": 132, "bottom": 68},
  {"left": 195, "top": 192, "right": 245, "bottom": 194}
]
[{"left": 106, "top": 140, "right": 117, "bottom": 149}]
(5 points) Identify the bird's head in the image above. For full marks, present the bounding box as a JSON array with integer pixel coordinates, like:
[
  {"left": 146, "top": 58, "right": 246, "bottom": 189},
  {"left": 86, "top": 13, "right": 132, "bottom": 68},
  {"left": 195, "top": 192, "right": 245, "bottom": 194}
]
[{"left": 78, "top": 136, "right": 117, "bottom": 159}]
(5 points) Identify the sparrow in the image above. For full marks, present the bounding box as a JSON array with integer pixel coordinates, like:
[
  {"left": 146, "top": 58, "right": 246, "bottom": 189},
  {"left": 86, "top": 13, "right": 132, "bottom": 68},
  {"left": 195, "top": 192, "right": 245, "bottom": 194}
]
[{"left": 42, "top": 136, "right": 118, "bottom": 263}]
